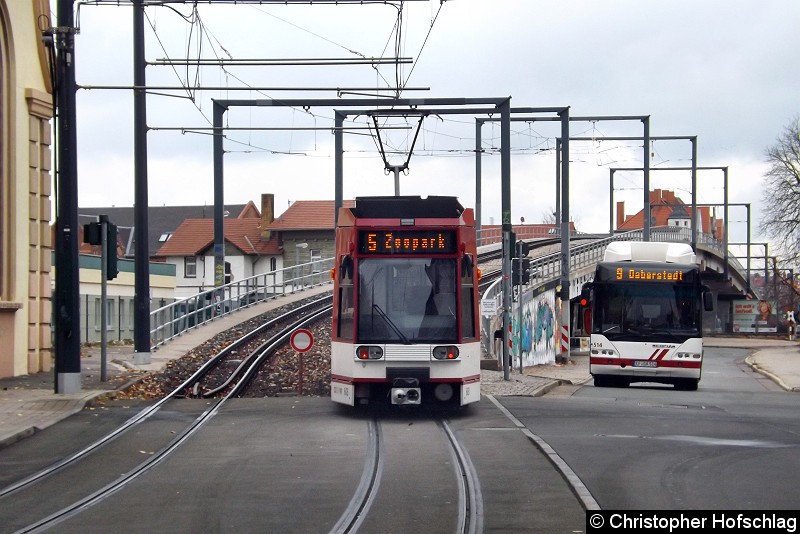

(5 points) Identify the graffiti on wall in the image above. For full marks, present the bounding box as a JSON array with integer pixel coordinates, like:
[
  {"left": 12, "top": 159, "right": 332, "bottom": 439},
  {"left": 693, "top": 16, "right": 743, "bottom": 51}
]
[{"left": 512, "top": 287, "right": 558, "bottom": 367}]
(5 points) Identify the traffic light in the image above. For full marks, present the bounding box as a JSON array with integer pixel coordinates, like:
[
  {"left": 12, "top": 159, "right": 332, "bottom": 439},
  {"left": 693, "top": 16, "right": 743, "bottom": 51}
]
[
  {"left": 105, "top": 221, "right": 118, "bottom": 280},
  {"left": 83, "top": 222, "right": 101, "bottom": 245},
  {"left": 512, "top": 258, "right": 531, "bottom": 286},
  {"left": 520, "top": 258, "right": 531, "bottom": 284}
]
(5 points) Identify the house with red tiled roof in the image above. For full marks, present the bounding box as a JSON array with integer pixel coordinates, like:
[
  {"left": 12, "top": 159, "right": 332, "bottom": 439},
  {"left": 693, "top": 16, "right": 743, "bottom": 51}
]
[
  {"left": 616, "top": 189, "right": 725, "bottom": 239},
  {"left": 152, "top": 194, "right": 356, "bottom": 298},
  {"left": 154, "top": 195, "right": 282, "bottom": 297}
]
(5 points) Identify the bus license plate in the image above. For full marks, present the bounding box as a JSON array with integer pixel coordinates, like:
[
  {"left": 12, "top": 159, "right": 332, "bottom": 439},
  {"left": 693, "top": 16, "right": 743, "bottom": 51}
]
[{"left": 633, "top": 360, "right": 658, "bottom": 368}]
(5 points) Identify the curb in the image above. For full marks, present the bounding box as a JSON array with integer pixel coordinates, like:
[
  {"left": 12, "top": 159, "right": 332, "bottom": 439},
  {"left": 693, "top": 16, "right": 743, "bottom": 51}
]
[{"left": 745, "top": 354, "right": 795, "bottom": 392}]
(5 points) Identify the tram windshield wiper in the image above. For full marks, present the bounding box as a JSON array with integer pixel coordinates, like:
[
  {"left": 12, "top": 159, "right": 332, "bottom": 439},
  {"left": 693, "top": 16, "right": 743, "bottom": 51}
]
[{"left": 372, "top": 304, "right": 410, "bottom": 344}]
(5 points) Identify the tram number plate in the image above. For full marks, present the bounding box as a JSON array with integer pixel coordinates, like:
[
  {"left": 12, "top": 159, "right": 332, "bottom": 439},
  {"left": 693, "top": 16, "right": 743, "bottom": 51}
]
[{"left": 633, "top": 361, "right": 658, "bottom": 368}]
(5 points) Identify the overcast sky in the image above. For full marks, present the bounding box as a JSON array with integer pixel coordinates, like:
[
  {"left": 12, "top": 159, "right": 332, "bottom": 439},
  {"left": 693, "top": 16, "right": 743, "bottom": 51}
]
[{"left": 64, "top": 0, "right": 800, "bottom": 255}]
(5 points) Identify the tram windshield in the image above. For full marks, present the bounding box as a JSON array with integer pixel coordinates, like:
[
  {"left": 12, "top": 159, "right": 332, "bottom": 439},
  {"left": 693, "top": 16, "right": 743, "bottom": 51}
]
[
  {"left": 357, "top": 258, "right": 458, "bottom": 343},
  {"left": 592, "top": 282, "right": 701, "bottom": 342}
]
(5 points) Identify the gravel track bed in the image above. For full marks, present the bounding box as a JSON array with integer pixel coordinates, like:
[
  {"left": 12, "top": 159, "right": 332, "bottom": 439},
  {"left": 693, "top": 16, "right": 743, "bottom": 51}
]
[{"left": 116, "top": 295, "right": 332, "bottom": 400}]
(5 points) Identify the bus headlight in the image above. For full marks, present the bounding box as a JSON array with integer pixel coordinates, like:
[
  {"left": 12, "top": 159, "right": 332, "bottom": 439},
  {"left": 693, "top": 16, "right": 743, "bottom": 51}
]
[
  {"left": 432, "top": 346, "right": 459, "bottom": 360},
  {"left": 356, "top": 346, "right": 383, "bottom": 360}
]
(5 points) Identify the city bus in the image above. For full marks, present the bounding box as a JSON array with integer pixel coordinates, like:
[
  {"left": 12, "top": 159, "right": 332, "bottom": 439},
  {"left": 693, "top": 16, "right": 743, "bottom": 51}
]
[{"left": 582, "top": 241, "right": 713, "bottom": 391}]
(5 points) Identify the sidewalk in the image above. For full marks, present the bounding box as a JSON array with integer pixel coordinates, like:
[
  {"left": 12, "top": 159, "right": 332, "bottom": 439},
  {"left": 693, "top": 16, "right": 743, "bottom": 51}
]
[{"left": 1, "top": 316, "right": 798, "bottom": 449}]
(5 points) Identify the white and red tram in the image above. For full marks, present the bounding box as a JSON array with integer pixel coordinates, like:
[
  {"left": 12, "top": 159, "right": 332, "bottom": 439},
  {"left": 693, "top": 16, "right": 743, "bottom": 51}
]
[{"left": 330, "top": 196, "right": 481, "bottom": 407}]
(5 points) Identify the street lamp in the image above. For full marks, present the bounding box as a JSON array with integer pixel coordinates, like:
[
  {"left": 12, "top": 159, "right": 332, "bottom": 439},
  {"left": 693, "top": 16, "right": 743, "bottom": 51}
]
[{"left": 295, "top": 242, "right": 308, "bottom": 290}]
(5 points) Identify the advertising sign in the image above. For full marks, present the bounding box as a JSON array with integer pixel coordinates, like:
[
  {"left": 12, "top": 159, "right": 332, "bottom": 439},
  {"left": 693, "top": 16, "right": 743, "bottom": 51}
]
[{"left": 732, "top": 300, "right": 778, "bottom": 333}]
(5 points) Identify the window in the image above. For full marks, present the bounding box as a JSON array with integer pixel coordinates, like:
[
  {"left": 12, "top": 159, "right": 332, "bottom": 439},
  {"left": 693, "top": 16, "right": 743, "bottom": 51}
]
[
  {"left": 107, "top": 300, "right": 115, "bottom": 329},
  {"left": 159, "top": 232, "right": 172, "bottom": 242},
  {"left": 356, "top": 258, "right": 457, "bottom": 343},
  {"left": 93, "top": 298, "right": 115, "bottom": 330},
  {"left": 336, "top": 256, "right": 354, "bottom": 340},
  {"left": 185, "top": 256, "right": 197, "bottom": 278},
  {"left": 460, "top": 255, "right": 476, "bottom": 339},
  {"left": 269, "top": 257, "right": 277, "bottom": 271}
]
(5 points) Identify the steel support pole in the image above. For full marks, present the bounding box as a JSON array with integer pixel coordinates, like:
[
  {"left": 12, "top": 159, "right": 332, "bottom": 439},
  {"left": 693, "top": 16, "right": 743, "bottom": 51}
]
[
  {"left": 559, "top": 108, "right": 571, "bottom": 363},
  {"left": 133, "top": 0, "right": 151, "bottom": 363},
  {"left": 475, "top": 121, "right": 482, "bottom": 238},
  {"left": 54, "top": 0, "right": 81, "bottom": 393},
  {"left": 746, "top": 204, "right": 751, "bottom": 294},
  {"left": 213, "top": 102, "right": 226, "bottom": 291},
  {"left": 500, "top": 99, "right": 512, "bottom": 381},
  {"left": 609, "top": 169, "right": 615, "bottom": 234},
  {"left": 643, "top": 117, "right": 651, "bottom": 241},
  {"left": 690, "top": 137, "right": 698, "bottom": 250},
  {"left": 100, "top": 215, "right": 108, "bottom": 382},
  {"left": 723, "top": 167, "right": 729, "bottom": 280},
  {"left": 555, "top": 138, "right": 561, "bottom": 227},
  {"left": 334, "top": 111, "right": 344, "bottom": 227}
]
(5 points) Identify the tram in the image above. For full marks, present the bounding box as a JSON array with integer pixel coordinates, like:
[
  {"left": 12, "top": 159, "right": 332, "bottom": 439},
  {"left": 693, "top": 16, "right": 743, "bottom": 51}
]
[
  {"left": 582, "top": 241, "right": 713, "bottom": 390},
  {"left": 330, "top": 196, "right": 481, "bottom": 407}
]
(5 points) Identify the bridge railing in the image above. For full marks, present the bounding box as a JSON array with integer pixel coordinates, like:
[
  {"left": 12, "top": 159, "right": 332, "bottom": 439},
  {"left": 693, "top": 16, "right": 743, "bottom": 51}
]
[
  {"left": 150, "top": 228, "right": 746, "bottom": 353},
  {"left": 149, "top": 257, "right": 334, "bottom": 350},
  {"left": 479, "top": 227, "right": 748, "bottom": 355}
]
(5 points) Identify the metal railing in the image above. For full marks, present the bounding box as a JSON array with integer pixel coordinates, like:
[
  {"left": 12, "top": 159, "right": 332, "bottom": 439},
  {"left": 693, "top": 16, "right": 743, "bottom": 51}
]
[
  {"left": 150, "top": 228, "right": 746, "bottom": 353},
  {"left": 149, "top": 257, "right": 334, "bottom": 350},
  {"left": 479, "top": 227, "right": 748, "bottom": 354}
]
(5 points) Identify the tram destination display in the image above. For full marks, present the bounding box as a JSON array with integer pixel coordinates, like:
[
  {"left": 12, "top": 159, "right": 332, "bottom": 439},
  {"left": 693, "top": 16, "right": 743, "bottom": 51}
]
[{"left": 358, "top": 230, "right": 457, "bottom": 255}]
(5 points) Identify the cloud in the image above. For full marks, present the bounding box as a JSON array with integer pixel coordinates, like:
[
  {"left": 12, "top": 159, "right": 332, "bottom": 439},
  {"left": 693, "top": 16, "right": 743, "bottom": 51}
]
[{"left": 68, "top": 0, "right": 799, "bottom": 256}]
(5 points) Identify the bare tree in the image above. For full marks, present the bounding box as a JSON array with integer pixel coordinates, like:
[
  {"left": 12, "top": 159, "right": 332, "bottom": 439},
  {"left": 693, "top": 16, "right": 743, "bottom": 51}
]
[{"left": 760, "top": 116, "right": 800, "bottom": 267}]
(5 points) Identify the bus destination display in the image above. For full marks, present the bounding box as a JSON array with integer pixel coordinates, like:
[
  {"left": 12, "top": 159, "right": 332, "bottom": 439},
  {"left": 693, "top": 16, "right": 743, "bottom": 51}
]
[
  {"left": 358, "top": 230, "right": 456, "bottom": 254},
  {"left": 596, "top": 263, "right": 696, "bottom": 283}
]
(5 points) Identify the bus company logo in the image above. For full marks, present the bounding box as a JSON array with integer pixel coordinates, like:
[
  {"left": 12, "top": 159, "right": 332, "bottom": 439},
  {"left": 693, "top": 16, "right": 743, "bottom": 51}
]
[{"left": 651, "top": 344, "right": 677, "bottom": 349}]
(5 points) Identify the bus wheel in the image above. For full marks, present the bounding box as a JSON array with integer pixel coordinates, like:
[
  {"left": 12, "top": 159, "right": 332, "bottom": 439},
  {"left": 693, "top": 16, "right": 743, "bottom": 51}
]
[
  {"left": 593, "top": 375, "right": 612, "bottom": 388},
  {"left": 675, "top": 379, "right": 698, "bottom": 391}
]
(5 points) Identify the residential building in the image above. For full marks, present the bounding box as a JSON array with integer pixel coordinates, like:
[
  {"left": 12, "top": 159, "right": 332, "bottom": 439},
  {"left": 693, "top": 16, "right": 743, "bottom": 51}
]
[
  {"left": 616, "top": 189, "right": 725, "bottom": 239},
  {"left": 153, "top": 195, "right": 355, "bottom": 298},
  {"left": 78, "top": 202, "right": 259, "bottom": 259}
]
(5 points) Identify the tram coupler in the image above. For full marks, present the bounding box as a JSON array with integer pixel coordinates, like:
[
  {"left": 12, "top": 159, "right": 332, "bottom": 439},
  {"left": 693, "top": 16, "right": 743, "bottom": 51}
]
[{"left": 391, "top": 378, "right": 421, "bottom": 405}]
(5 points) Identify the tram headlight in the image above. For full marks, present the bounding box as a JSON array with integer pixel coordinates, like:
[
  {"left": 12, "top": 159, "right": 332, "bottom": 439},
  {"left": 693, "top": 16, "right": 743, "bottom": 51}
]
[
  {"left": 356, "top": 346, "right": 383, "bottom": 360},
  {"left": 432, "top": 346, "right": 460, "bottom": 360}
]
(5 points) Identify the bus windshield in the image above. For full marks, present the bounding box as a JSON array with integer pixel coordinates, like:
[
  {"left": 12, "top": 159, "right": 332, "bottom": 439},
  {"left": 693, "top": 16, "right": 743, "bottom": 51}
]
[
  {"left": 356, "top": 258, "right": 458, "bottom": 343},
  {"left": 592, "top": 282, "right": 701, "bottom": 342}
]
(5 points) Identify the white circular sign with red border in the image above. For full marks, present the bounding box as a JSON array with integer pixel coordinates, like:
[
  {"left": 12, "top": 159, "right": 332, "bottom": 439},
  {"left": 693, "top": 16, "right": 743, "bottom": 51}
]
[{"left": 290, "top": 329, "right": 314, "bottom": 353}]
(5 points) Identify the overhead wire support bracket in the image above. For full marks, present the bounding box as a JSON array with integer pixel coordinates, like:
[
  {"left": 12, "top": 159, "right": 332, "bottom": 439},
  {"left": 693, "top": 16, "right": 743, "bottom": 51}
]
[
  {"left": 78, "top": 85, "right": 431, "bottom": 92},
  {"left": 149, "top": 57, "right": 414, "bottom": 66}
]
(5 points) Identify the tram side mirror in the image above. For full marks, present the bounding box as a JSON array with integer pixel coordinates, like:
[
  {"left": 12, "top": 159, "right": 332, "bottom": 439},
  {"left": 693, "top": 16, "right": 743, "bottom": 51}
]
[
  {"left": 702, "top": 288, "right": 714, "bottom": 312},
  {"left": 339, "top": 256, "right": 353, "bottom": 280},
  {"left": 461, "top": 254, "right": 474, "bottom": 277}
]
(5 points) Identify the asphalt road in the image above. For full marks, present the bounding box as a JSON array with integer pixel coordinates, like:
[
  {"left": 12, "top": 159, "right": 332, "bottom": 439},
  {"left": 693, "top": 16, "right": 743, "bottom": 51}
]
[
  {"left": 3, "top": 345, "right": 796, "bottom": 532},
  {"left": 498, "top": 346, "right": 800, "bottom": 510}
]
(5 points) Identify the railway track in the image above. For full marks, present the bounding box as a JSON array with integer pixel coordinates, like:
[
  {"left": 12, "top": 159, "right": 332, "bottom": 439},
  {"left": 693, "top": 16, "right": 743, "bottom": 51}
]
[
  {"left": 0, "top": 297, "right": 334, "bottom": 532},
  {"left": 331, "top": 417, "right": 482, "bottom": 534},
  {"left": 2, "top": 236, "right": 597, "bottom": 531}
]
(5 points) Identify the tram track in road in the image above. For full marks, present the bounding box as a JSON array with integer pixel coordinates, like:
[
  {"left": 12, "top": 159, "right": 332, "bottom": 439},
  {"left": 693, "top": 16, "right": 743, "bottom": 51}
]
[
  {"left": 332, "top": 416, "right": 483, "bottom": 534},
  {"left": 1, "top": 297, "right": 335, "bottom": 533}
]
